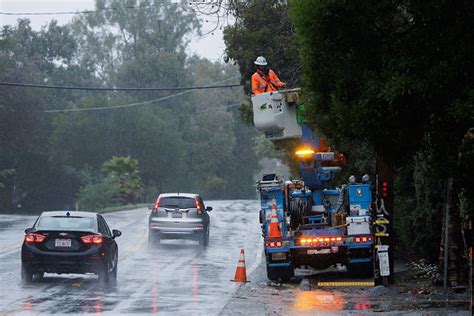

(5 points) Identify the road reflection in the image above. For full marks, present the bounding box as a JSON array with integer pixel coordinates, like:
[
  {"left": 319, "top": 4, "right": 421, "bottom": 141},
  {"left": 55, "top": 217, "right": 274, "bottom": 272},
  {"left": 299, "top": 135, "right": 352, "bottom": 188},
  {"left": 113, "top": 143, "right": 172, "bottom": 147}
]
[
  {"left": 22, "top": 295, "right": 33, "bottom": 311},
  {"left": 151, "top": 252, "right": 159, "bottom": 313},
  {"left": 293, "top": 289, "right": 344, "bottom": 311},
  {"left": 94, "top": 295, "right": 102, "bottom": 314},
  {"left": 293, "top": 289, "right": 373, "bottom": 312},
  {"left": 192, "top": 258, "right": 200, "bottom": 306}
]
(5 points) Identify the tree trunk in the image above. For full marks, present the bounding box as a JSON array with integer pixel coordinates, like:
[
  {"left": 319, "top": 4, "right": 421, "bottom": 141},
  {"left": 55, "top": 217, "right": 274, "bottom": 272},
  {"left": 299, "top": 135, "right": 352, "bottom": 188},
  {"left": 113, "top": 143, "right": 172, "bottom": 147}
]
[{"left": 439, "top": 177, "right": 468, "bottom": 287}]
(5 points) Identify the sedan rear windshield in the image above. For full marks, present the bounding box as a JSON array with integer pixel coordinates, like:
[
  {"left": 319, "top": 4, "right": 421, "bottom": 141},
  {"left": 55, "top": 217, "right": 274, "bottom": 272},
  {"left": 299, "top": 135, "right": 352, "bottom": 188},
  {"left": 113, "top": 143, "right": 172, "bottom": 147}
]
[
  {"left": 159, "top": 197, "right": 196, "bottom": 209},
  {"left": 37, "top": 216, "right": 95, "bottom": 230}
]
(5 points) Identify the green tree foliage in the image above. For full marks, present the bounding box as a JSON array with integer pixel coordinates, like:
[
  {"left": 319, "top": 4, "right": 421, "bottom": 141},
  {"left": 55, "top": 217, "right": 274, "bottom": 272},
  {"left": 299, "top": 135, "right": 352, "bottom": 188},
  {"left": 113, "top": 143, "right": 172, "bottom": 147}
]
[
  {"left": 0, "top": 1, "right": 260, "bottom": 212},
  {"left": 102, "top": 156, "right": 143, "bottom": 204},
  {"left": 76, "top": 175, "right": 121, "bottom": 211},
  {"left": 291, "top": 0, "right": 474, "bottom": 264},
  {"left": 0, "top": 20, "right": 92, "bottom": 211}
]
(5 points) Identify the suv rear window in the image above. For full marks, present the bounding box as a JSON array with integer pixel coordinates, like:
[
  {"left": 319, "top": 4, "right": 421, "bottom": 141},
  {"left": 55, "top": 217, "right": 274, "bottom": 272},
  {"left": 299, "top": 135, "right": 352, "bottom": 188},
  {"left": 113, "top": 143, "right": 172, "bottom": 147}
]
[
  {"left": 159, "top": 197, "right": 196, "bottom": 209},
  {"left": 37, "top": 216, "right": 95, "bottom": 230}
]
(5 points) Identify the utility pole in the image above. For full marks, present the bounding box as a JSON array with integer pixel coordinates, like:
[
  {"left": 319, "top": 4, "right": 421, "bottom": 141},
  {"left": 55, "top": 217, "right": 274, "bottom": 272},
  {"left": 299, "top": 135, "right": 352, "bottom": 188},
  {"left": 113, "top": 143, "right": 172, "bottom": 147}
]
[{"left": 443, "top": 178, "right": 452, "bottom": 294}]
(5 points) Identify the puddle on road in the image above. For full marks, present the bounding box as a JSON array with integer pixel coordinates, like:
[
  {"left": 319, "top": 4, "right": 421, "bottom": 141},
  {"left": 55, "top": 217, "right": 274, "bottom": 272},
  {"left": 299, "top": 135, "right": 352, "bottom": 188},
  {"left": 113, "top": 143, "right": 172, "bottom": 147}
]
[{"left": 292, "top": 289, "right": 376, "bottom": 312}]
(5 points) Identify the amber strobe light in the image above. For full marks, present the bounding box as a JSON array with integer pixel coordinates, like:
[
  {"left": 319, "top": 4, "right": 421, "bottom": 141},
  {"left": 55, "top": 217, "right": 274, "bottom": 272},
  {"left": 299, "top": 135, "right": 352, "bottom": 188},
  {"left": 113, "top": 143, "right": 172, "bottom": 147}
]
[{"left": 295, "top": 148, "right": 315, "bottom": 157}]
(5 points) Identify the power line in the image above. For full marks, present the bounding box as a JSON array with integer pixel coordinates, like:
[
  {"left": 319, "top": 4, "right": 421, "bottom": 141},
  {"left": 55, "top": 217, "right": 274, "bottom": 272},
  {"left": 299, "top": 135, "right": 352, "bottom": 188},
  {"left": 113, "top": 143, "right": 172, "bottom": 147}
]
[
  {"left": 0, "top": 3, "right": 160, "bottom": 16},
  {"left": 196, "top": 103, "right": 241, "bottom": 113},
  {"left": 43, "top": 75, "right": 241, "bottom": 113},
  {"left": 0, "top": 81, "right": 241, "bottom": 91}
]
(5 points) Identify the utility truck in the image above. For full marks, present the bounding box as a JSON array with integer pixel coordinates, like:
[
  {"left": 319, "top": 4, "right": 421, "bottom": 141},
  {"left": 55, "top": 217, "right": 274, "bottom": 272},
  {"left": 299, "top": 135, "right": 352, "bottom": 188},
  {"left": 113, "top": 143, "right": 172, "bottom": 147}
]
[{"left": 252, "top": 89, "right": 381, "bottom": 281}]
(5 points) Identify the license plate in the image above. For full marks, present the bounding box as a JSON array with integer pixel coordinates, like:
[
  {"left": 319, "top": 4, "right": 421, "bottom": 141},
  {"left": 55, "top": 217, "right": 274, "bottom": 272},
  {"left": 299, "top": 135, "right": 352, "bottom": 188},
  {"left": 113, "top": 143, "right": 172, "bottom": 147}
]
[
  {"left": 172, "top": 212, "right": 182, "bottom": 218},
  {"left": 271, "top": 252, "right": 287, "bottom": 260},
  {"left": 55, "top": 238, "right": 71, "bottom": 247},
  {"left": 307, "top": 248, "right": 331, "bottom": 255}
]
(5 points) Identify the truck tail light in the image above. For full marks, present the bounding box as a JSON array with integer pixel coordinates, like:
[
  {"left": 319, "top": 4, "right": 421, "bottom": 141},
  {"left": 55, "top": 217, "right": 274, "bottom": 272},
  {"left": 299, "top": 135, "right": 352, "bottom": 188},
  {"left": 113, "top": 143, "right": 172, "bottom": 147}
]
[
  {"left": 353, "top": 236, "right": 372, "bottom": 243},
  {"left": 25, "top": 233, "right": 46, "bottom": 243},
  {"left": 81, "top": 235, "right": 103, "bottom": 244},
  {"left": 265, "top": 240, "right": 283, "bottom": 248}
]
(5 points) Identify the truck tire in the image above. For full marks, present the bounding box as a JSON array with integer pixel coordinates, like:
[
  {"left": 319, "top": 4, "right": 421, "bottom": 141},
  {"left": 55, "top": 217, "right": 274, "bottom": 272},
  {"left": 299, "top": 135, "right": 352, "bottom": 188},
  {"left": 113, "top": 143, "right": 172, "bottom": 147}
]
[{"left": 266, "top": 264, "right": 294, "bottom": 282}]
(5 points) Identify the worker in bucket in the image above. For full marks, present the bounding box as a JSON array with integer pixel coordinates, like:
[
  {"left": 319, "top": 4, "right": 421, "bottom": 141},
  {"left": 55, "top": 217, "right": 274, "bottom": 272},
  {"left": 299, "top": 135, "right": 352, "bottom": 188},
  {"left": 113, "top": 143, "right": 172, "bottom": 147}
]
[{"left": 251, "top": 56, "right": 286, "bottom": 94}]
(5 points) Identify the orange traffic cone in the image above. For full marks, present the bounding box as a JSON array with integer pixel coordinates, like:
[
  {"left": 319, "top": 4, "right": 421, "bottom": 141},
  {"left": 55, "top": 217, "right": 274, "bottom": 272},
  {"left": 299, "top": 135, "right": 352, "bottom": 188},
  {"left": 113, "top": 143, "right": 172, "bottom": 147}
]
[
  {"left": 231, "top": 249, "right": 250, "bottom": 282},
  {"left": 268, "top": 200, "right": 282, "bottom": 239}
]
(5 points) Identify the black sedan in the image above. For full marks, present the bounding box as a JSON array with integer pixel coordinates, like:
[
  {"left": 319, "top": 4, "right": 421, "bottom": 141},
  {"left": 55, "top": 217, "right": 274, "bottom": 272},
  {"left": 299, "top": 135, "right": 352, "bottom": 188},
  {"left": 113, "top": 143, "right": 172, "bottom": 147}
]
[{"left": 21, "top": 211, "right": 121, "bottom": 284}]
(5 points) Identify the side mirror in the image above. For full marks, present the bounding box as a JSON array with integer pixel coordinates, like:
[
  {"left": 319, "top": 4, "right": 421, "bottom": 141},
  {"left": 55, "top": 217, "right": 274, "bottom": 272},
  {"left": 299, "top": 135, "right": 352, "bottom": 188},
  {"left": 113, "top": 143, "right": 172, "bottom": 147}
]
[
  {"left": 25, "top": 227, "right": 33, "bottom": 234},
  {"left": 206, "top": 206, "right": 213, "bottom": 212},
  {"left": 112, "top": 229, "right": 122, "bottom": 238}
]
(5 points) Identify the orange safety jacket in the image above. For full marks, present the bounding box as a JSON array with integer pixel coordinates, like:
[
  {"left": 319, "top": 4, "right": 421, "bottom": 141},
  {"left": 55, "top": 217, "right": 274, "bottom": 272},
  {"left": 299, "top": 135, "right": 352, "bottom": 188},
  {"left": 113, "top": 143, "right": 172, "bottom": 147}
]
[{"left": 251, "top": 69, "right": 285, "bottom": 94}]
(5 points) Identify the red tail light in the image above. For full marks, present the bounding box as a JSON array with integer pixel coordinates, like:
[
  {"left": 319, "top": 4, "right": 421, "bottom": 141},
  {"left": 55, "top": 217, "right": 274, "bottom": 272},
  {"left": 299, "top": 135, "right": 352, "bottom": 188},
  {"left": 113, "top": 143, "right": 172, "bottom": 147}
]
[
  {"left": 152, "top": 195, "right": 162, "bottom": 213},
  {"left": 195, "top": 197, "right": 203, "bottom": 215},
  {"left": 25, "top": 233, "right": 46, "bottom": 243},
  {"left": 265, "top": 240, "right": 283, "bottom": 248},
  {"left": 353, "top": 236, "right": 373, "bottom": 243},
  {"left": 81, "top": 235, "right": 103, "bottom": 244}
]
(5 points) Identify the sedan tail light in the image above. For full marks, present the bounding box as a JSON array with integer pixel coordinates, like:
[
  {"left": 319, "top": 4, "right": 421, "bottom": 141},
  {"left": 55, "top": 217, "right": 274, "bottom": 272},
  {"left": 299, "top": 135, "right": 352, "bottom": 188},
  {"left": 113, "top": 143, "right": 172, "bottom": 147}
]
[
  {"left": 81, "top": 235, "right": 103, "bottom": 244},
  {"left": 25, "top": 233, "right": 46, "bottom": 243}
]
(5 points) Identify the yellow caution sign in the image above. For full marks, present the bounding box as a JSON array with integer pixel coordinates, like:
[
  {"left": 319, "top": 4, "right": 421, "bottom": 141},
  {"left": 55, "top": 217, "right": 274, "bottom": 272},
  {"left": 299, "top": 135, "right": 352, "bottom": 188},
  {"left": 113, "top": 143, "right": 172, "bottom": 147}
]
[{"left": 317, "top": 281, "right": 375, "bottom": 287}]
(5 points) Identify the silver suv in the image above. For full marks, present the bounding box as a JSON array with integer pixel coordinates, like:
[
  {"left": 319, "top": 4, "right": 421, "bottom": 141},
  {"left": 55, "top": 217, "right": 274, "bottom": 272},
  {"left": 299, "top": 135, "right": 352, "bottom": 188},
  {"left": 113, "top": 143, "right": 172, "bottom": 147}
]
[{"left": 148, "top": 193, "right": 212, "bottom": 246}]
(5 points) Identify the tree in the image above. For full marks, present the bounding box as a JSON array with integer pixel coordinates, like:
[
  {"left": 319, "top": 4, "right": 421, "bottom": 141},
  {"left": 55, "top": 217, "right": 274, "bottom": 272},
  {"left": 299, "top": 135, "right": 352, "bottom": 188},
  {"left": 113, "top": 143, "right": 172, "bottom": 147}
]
[
  {"left": 0, "top": 20, "right": 91, "bottom": 211},
  {"left": 102, "top": 156, "right": 143, "bottom": 204},
  {"left": 291, "top": 0, "right": 474, "bottom": 280}
]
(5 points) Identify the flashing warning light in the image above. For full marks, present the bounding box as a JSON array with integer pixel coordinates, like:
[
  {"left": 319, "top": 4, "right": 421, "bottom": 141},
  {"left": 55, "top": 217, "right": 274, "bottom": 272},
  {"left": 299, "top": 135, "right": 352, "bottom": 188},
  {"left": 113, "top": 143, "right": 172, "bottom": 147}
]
[
  {"left": 295, "top": 148, "right": 315, "bottom": 157},
  {"left": 299, "top": 236, "right": 343, "bottom": 245}
]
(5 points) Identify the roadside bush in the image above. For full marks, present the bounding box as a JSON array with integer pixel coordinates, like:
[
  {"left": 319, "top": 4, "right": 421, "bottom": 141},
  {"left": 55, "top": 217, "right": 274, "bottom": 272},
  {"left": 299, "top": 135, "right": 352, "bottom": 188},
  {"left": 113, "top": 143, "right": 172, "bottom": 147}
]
[{"left": 76, "top": 176, "right": 121, "bottom": 211}]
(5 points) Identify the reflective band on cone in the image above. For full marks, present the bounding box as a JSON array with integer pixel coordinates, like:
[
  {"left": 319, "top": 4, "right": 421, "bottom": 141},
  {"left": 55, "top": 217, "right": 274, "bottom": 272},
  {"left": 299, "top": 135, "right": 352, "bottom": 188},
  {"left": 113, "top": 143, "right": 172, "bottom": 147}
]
[
  {"left": 268, "top": 200, "right": 282, "bottom": 239},
  {"left": 231, "top": 249, "right": 249, "bottom": 283}
]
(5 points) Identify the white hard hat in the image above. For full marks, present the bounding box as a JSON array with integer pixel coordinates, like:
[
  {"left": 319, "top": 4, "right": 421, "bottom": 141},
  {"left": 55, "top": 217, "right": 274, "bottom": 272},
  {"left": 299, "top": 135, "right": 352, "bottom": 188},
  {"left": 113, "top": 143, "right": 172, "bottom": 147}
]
[{"left": 254, "top": 56, "right": 268, "bottom": 66}]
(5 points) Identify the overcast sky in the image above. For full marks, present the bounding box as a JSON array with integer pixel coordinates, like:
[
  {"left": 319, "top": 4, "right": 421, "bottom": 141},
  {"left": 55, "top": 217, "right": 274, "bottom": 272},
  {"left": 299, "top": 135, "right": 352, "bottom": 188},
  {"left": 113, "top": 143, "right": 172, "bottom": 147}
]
[{"left": 0, "top": 0, "right": 229, "bottom": 63}]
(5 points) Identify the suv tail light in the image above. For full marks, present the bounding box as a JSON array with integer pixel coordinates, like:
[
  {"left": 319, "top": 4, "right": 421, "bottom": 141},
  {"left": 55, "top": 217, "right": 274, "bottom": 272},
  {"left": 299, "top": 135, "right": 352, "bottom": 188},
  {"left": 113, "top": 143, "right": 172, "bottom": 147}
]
[
  {"left": 152, "top": 195, "right": 162, "bottom": 214},
  {"left": 81, "top": 235, "right": 103, "bottom": 244},
  {"left": 195, "top": 197, "right": 203, "bottom": 215},
  {"left": 25, "top": 233, "right": 46, "bottom": 243}
]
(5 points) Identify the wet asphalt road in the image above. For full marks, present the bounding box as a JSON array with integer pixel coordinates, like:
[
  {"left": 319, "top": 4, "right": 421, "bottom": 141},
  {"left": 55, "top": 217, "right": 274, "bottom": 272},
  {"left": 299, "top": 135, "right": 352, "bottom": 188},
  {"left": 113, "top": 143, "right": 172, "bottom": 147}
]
[{"left": 0, "top": 200, "right": 263, "bottom": 315}]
